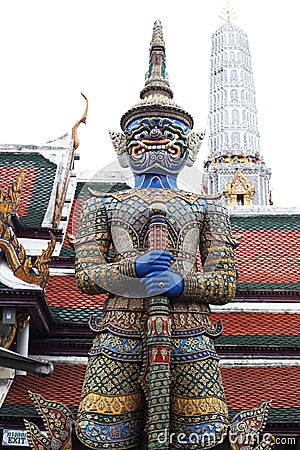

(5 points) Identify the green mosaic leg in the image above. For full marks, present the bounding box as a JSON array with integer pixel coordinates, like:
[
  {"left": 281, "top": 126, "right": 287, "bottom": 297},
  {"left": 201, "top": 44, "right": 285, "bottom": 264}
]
[
  {"left": 169, "top": 358, "right": 229, "bottom": 449},
  {"left": 147, "top": 363, "right": 170, "bottom": 449},
  {"left": 76, "top": 353, "right": 145, "bottom": 449},
  {"left": 145, "top": 285, "right": 172, "bottom": 450}
]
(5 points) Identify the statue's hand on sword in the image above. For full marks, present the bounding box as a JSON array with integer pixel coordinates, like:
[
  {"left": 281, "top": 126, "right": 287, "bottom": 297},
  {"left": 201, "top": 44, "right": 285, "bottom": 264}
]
[
  {"left": 136, "top": 250, "right": 183, "bottom": 298},
  {"left": 141, "top": 270, "right": 183, "bottom": 298},
  {"left": 135, "top": 250, "right": 173, "bottom": 277}
]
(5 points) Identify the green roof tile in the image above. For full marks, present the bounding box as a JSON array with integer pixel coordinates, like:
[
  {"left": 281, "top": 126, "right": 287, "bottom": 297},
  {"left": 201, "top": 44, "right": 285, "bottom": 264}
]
[
  {"left": 49, "top": 306, "right": 100, "bottom": 323},
  {"left": 0, "top": 403, "right": 297, "bottom": 425},
  {"left": 230, "top": 215, "right": 300, "bottom": 231},
  {"left": 217, "top": 335, "right": 300, "bottom": 347},
  {"left": 0, "top": 403, "right": 77, "bottom": 417},
  {"left": 237, "top": 282, "right": 300, "bottom": 291},
  {"left": 229, "top": 407, "right": 300, "bottom": 423}
]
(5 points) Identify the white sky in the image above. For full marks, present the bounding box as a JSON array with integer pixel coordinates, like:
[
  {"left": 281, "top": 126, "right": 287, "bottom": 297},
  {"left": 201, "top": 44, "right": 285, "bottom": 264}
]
[{"left": 0, "top": 0, "right": 299, "bottom": 206}]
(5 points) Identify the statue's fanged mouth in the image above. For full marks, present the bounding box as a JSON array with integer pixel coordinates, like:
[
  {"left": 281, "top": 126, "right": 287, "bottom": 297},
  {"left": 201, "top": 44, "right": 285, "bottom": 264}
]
[{"left": 132, "top": 139, "right": 181, "bottom": 156}]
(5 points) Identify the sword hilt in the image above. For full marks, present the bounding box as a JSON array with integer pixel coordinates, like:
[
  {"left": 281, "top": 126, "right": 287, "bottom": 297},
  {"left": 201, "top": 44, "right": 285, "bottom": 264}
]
[{"left": 149, "top": 202, "right": 168, "bottom": 251}]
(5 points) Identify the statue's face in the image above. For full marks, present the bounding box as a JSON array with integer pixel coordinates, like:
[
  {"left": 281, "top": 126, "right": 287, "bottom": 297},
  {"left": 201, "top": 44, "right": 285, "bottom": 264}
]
[{"left": 125, "top": 117, "right": 190, "bottom": 174}]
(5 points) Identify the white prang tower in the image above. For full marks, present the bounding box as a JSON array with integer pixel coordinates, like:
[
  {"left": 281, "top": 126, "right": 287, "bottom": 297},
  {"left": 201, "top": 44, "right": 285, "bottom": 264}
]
[{"left": 203, "top": 5, "right": 271, "bottom": 206}]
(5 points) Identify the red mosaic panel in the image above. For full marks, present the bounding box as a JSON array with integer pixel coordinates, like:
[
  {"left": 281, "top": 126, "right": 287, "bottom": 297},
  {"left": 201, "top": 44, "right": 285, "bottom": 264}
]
[
  {"left": 210, "top": 312, "right": 300, "bottom": 336},
  {"left": 234, "top": 230, "right": 300, "bottom": 283},
  {"left": 46, "top": 276, "right": 107, "bottom": 309},
  {"left": 0, "top": 167, "right": 38, "bottom": 217}
]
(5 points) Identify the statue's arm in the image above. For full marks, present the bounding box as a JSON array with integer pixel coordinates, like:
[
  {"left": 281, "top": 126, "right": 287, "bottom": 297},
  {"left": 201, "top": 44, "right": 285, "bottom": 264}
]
[
  {"left": 75, "top": 197, "right": 137, "bottom": 296},
  {"left": 180, "top": 199, "right": 238, "bottom": 305}
]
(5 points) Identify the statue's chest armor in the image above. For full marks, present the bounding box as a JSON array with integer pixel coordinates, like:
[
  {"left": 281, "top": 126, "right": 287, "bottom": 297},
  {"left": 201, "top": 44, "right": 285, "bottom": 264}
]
[{"left": 103, "top": 189, "right": 205, "bottom": 262}]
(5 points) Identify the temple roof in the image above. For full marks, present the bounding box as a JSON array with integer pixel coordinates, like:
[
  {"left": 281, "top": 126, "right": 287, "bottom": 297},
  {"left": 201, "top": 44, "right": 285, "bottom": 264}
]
[
  {"left": 57, "top": 184, "right": 300, "bottom": 294},
  {"left": 232, "top": 218, "right": 300, "bottom": 291}
]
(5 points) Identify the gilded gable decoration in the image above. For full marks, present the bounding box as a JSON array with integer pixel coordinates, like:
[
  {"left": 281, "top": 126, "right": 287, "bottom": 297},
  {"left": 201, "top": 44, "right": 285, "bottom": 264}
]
[{"left": 223, "top": 168, "right": 255, "bottom": 206}]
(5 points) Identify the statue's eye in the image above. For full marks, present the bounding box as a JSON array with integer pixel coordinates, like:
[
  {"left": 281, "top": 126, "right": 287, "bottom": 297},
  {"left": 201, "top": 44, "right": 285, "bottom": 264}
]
[
  {"left": 164, "top": 131, "right": 174, "bottom": 140},
  {"left": 136, "top": 131, "right": 149, "bottom": 140},
  {"left": 168, "top": 145, "right": 181, "bottom": 158}
]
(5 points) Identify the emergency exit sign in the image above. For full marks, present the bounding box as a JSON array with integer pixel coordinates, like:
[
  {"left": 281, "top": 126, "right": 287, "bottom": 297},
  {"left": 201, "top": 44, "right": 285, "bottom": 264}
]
[{"left": 2, "top": 429, "right": 29, "bottom": 446}]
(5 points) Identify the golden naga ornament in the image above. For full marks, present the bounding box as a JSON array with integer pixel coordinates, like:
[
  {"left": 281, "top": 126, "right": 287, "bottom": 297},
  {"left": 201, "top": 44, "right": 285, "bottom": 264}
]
[
  {"left": 52, "top": 92, "right": 88, "bottom": 228},
  {"left": 0, "top": 171, "right": 56, "bottom": 288}
]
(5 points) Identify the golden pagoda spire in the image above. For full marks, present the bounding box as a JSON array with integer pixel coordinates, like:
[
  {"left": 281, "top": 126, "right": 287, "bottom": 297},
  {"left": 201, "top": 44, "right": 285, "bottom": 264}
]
[
  {"left": 219, "top": 1, "right": 237, "bottom": 23},
  {"left": 226, "top": 1, "right": 231, "bottom": 23}
]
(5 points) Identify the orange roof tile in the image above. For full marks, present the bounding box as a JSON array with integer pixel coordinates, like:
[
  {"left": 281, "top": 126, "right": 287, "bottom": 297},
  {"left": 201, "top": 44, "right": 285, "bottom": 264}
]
[
  {"left": 234, "top": 230, "right": 300, "bottom": 284},
  {"left": 45, "top": 276, "right": 106, "bottom": 309},
  {"left": 0, "top": 167, "right": 38, "bottom": 217},
  {"left": 221, "top": 367, "right": 300, "bottom": 410},
  {"left": 62, "top": 198, "right": 85, "bottom": 250},
  {"left": 4, "top": 365, "right": 85, "bottom": 407},
  {"left": 210, "top": 312, "right": 300, "bottom": 336}
]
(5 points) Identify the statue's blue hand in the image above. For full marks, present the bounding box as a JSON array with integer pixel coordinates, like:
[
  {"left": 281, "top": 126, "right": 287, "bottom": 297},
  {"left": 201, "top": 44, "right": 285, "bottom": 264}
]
[
  {"left": 141, "top": 270, "right": 183, "bottom": 298},
  {"left": 135, "top": 250, "right": 173, "bottom": 278}
]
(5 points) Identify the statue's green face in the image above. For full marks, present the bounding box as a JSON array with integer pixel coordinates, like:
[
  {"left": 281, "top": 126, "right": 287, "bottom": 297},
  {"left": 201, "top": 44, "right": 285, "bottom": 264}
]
[{"left": 125, "top": 117, "right": 190, "bottom": 174}]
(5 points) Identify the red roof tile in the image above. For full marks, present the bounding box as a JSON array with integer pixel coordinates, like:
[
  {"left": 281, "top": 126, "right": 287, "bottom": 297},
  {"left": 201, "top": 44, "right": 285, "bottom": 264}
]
[
  {"left": 4, "top": 365, "right": 85, "bottom": 407},
  {"left": 3, "top": 365, "right": 299, "bottom": 412},
  {"left": 234, "top": 230, "right": 300, "bottom": 283},
  {"left": 62, "top": 198, "right": 85, "bottom": 250},
  {"left": 210, "top": 313, "right": 300, "bottom": 336},
  {"left": 221, "top": 367, "right": 300, "bottom": 410},
  {"left": 0, "top": 167, "right": 38, "bottom": 217},
  {"left": 45, "top": 276, "right": 106, "bottom": 309}
]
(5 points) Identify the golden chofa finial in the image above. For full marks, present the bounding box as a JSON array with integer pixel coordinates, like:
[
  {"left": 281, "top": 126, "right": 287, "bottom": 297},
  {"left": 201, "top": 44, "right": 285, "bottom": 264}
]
[
  {"left": 72, "top": 92, "right": 88, "bottom": 150},
  {"left": 219, "top": 1, "right": 237, "bottom": 23}
]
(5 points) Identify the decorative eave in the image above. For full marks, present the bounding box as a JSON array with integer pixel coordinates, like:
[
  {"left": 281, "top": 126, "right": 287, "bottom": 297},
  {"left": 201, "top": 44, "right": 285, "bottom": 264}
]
[
  {"left": 234, "top": 290, "right": 300, "bottom": 300},
  {"left": 10, "top": 214, "right": 63, "bottom": 242},
  {"left": 0, "top": 347, "right": 53, "bottom": 376},
  {"left": 224, "top": 168, "right": 255, "bottom": 206},
  {"left": 0, "top": 290, "right": 93, "bottom": 338},
  {"left": 0, "top": 290, "right": 53, "bottom": 334}
]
